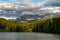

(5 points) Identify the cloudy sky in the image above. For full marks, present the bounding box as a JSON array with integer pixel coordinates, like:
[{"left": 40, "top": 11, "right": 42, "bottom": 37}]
[
  {"left": 0, "top": 0, "right": 59, "bottom": 7},
  {"left": 0, "top": 0, "right": 60, "bottom": 16}
]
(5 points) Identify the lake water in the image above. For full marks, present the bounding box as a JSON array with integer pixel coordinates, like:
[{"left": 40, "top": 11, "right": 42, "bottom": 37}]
[{"left": 0, "top": 32, "right": 60, "bottom": 40}]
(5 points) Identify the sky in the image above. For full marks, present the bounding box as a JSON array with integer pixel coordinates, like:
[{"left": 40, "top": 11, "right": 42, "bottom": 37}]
[
  {"left": 0, "top": 0, "right": 44, "bottom": 3},
  {"left": 0, "top": 0, "right": 59, "bottom": 8},
  {"left": 0, "top": 0, "right": 60, "bottom": 8},
  {"left": 0, "top": 0, "right": 47, "bottom": 6},
  {"left": 0, "top": 0, "right": 60, "bottom": 16},
  {"left": 0, "top": 0, "right": 60, "bottom": 7}
]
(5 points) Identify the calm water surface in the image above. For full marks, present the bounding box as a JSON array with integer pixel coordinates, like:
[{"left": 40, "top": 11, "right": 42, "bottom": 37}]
[{"left": 0, "top": 32, "right": 60, "bottom": 40}]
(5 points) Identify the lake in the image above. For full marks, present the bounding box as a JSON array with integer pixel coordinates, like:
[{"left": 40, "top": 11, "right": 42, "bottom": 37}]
[{"left": 0, "top": 32, "right": 60, "bottom": 40}]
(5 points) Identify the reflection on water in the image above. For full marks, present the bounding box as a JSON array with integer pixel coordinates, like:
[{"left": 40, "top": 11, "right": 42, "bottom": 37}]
[{"left": 0, "top": 32, "right": 60, "bottom": 40}]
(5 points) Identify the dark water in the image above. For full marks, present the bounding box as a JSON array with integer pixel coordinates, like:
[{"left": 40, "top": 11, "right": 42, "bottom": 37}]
[{"left": 0, "top": 32, "right": 60, "bottom": 40}]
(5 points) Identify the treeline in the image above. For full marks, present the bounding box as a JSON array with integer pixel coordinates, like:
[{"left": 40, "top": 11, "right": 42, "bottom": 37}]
[
  {"left": 0, "top": 17, "right": 60, "bottom": 33},
  {"left": 0, "top": 18, "right": 32, "bottom": 32},
  {"left": 32, "top": 17, "right": 60, "bottom": 33}
]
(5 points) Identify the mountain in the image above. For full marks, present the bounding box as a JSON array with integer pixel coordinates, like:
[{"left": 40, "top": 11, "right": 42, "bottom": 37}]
[
  {"left": 16, "top": 14, "right": 42, "bottom": 21},
  {"left": 16, "top": 12, "right": 60, "bottom": 22}
]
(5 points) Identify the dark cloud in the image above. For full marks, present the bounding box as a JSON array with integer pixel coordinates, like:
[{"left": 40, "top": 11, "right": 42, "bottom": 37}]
[{"left": 45, "top": 0, "right": 60, "bottom": 7}]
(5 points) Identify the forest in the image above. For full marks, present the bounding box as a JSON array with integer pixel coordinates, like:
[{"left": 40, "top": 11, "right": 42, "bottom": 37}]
[{"left": 0, "top": 17, "right": 60, "bottom": 33}]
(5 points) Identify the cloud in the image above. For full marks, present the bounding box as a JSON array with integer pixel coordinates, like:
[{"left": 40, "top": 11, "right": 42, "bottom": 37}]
[
  {"left": 0, "top": 0, "right": 45, "bottom": 10},
  {"left": 0, "top": 0, "right": 60, "bottom": 17},
  {"left": 21, "top": 11, "right": 33, "bottom": 15},
  {"left": 39, "top": 7, "right": 54, "bottom": 10},
  {"left": 0, "top": 0, "right": 60, "bottom": 8},
  {"left": 39, "top": 7, "right": 60, "bottom": 13},
  {"left": 45, "top": 0, "right": 60, "bottom": 7},
  {"left": 0, "top": 3, "right": 14, "bottom": 8}
]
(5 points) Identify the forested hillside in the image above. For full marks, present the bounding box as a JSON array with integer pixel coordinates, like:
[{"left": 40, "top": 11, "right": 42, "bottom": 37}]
[{"left": 0, "top": 17, "right": 60, "bottom": 33}]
